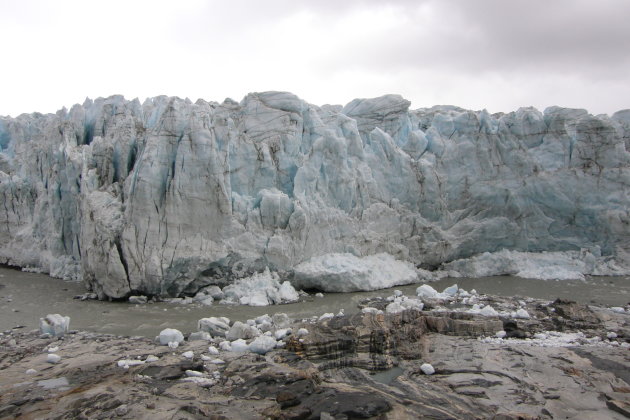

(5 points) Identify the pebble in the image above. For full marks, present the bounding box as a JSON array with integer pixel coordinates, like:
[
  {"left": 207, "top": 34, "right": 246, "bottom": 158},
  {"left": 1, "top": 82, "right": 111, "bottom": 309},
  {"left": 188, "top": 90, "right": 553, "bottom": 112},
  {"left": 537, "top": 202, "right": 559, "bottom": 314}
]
[{"left": 115, "top": 404, "right": 128, "bottom": 416}]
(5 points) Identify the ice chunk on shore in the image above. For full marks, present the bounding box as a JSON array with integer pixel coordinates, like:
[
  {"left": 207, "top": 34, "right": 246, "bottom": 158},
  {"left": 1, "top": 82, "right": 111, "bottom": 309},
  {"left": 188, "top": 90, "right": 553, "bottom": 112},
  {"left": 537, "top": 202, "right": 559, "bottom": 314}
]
[
  {"left": 292, "top": 253, "right": 418, "bottom": 292},
  {"left": 188, "top": 331, "right": 212, "bottom": 341},
  {"left": 249, "top": 335, "right": 277, "bottom": 354},
  {"left": 420, "top": 363, "right": 435, "bottom": 375},
  {"left": 272, "top": 313, "right": 291, "bottom": 328},
  {"left": 442, "top": 284, "right": 458, "bottom": 296},
  {"left": 117, "top": 359, "right": 145, "bottom": 368},
  {"left": 401, "top": 298, "right": 424, "bottom": 311},
  {"left": 47, "top": 354, "right": 61, "bottom": 364},
  {"left": 158, "top": 328, "right": 184, "bottom": 346},
  {"left": 39, "top": 314, "right": 70, "bottom": 337},
  {"left": 198, "top": 317, "right": 230, "bottom": 337},
  {"left": 230, "top": 339, "right": 249, "bottom": 352},
  {"left": 221, "top": 268, "right": 299, "bottom": 306},
  {"left": 514, "top": 308, "right": 530, "bottom": 319},
  {"left": 385, "top": 302, "right": 405, "bottom": 314},
  {"left": 479, "top": 305, "right": 499, "bottom": 317},
  {"left": 226, "top": 321, "right": 261, "bottom": 341}
]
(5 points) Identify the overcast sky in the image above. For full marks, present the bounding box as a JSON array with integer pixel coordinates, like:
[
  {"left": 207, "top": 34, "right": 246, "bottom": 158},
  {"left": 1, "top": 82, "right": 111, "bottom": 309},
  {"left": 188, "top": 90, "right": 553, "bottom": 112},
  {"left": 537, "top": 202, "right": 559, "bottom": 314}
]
[{"left": 1, "top": 0, "right": 629, "bottom": 117}]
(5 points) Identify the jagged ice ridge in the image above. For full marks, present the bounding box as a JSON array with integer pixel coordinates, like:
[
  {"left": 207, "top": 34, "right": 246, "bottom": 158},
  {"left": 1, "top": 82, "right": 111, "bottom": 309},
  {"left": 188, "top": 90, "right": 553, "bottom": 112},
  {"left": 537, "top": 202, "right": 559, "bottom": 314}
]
[{"left": 0, "top": 92, "right": 629, "bottom": 298}]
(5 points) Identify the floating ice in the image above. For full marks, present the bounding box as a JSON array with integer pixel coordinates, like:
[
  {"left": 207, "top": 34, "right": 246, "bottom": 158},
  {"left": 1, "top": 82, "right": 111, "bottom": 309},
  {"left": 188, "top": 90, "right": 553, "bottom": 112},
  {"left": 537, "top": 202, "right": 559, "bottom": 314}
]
[
  {"left": 128, "top": 296, "right": 147, "bottom": 304},
  {"left": 182, "top": 351, "right": 194, "bottom": 359},
  {"left": 416, "top": 284, "right": 450, "bottom": 300},
  {"left": 442, "top": 284, "right": 458, "bottom": 296},
  {"left": 318, "top": 313, "right": 334, "bottom": 322},
  {"left": 293, "top": 253, "right": 418, "bottom": 292},
  {"left": 208, "top": 346, "right": 219, "bottom": 355}
]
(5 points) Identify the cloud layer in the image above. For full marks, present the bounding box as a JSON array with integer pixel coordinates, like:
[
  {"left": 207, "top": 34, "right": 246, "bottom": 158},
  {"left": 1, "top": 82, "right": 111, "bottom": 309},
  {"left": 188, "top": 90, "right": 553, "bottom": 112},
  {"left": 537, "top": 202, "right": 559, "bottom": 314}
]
[{"left": 1, "top": 0, "right": 628, "bottom": 116}]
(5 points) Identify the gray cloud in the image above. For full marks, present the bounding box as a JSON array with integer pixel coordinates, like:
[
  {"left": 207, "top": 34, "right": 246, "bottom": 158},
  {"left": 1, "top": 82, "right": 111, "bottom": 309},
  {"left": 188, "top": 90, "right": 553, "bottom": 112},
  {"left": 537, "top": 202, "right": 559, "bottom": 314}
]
[
  {"left": 311, "top": 0, "right": 630, "bottom": 79},
  {"left": 0, "top": 0, "right": 628, "bottom": 116}
]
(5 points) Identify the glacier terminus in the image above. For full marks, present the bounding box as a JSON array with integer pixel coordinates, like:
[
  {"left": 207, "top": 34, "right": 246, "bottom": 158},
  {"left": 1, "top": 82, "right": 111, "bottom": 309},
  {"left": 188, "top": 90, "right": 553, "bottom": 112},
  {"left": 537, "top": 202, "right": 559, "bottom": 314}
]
[{"left": 0, "top": 92, "right": 629, "bottom": 299}]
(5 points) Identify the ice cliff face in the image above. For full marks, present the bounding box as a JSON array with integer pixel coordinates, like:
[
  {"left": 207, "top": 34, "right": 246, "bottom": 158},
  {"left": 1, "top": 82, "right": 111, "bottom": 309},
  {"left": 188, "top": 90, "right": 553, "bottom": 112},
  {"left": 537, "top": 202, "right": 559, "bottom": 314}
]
[{"left": 1, "top": 92, "right": 629, "bottom": 298}]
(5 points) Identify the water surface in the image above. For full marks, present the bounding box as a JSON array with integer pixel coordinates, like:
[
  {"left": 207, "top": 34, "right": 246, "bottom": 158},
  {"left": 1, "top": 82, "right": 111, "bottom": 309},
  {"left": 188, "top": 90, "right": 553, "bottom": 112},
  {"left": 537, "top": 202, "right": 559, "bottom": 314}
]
[{"left": 1, "top": 266, "right": 628, "bottom": 338}]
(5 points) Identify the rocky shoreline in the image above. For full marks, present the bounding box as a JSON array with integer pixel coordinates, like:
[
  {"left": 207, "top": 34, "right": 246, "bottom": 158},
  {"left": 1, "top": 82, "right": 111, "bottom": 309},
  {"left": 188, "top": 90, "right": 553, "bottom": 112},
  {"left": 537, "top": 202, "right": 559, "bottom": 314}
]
[{"left": 1, "top": 291, "right": 629, "bottom": 419}]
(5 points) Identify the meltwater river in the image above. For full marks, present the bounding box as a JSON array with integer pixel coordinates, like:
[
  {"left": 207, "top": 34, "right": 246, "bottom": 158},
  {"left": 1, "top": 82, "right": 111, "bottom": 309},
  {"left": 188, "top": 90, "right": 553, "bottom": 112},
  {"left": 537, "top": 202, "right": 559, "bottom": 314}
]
[{"left": 1, "top": 266, "right": 628, "bottom": 338}]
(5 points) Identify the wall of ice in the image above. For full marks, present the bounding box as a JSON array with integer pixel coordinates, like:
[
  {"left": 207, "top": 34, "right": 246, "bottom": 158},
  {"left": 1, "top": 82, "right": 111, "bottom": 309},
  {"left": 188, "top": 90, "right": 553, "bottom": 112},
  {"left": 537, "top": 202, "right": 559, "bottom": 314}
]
[{"left": 0, "top": 92, "right": 629, "bottom": 298}]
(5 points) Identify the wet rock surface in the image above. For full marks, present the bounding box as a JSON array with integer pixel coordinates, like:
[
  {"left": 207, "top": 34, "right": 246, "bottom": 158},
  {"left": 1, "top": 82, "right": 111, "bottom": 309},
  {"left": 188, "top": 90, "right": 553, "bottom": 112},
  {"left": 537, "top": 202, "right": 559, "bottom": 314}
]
[{"left": 1, "top": 293, "right": 629, "bottom": 419}]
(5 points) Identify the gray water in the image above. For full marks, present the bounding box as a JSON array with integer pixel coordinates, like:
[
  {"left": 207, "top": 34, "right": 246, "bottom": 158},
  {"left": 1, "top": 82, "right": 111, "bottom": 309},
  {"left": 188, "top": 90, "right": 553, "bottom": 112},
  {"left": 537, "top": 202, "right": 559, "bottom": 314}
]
[{"left": 1, "top": 266, "right": 628, "bottom": 338}]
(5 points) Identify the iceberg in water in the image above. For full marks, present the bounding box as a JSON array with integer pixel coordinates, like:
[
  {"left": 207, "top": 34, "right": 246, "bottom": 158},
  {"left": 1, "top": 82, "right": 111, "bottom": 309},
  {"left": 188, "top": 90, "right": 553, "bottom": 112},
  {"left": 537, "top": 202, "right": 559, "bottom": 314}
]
[{"left": 292, "top": 253, "right": 418, "bottom": 292}]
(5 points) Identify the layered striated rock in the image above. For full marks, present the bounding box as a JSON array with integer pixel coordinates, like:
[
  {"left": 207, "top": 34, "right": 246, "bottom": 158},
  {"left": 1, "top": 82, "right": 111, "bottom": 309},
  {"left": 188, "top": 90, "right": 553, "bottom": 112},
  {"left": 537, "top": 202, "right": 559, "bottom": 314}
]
[{"left": 1, "top": 92, "right": 629, "bottom": 298}]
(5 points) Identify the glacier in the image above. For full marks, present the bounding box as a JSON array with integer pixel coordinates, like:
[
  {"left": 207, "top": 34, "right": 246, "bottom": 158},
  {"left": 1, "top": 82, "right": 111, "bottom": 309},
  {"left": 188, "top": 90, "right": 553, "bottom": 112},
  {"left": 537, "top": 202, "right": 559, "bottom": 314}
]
[{"left": 0, "top": 92, "right": 629, "bottom": 299}]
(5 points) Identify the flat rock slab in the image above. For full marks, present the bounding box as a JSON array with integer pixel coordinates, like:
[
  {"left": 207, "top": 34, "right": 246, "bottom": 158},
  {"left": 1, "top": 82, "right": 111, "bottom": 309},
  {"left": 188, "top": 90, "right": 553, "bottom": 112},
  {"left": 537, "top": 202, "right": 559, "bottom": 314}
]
[{"left": 0, "top": 297, "right": 628, "bottom": 419}]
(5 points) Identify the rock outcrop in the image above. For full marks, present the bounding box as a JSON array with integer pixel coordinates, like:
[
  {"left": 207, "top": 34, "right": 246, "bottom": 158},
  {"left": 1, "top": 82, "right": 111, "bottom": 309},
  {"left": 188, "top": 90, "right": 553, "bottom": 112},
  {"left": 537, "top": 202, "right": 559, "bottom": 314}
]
[
  {"left": 1, "top": 93, "right": 629, "bottom": 298},
  {"left": 1, "top": 294, "right": 628, "bottom": 419}
]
